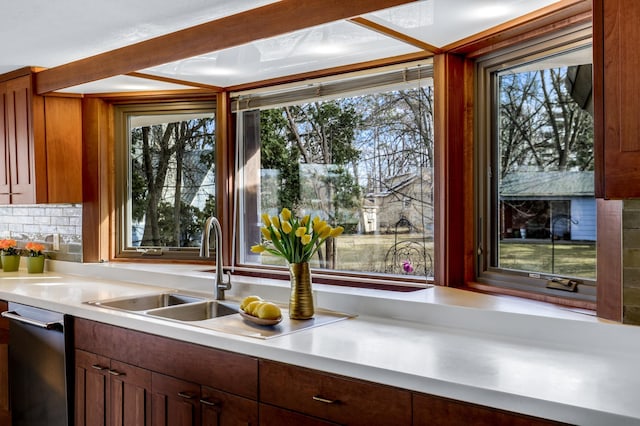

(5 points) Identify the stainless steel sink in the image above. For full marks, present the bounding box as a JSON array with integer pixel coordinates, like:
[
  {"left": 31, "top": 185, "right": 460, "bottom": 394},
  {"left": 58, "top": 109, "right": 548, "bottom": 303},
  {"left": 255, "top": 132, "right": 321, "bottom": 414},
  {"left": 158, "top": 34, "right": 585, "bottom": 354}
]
[
  {"left": 147, "top": 301, "right": 238, "bottom": 321},
  {"left": 91, "top": 293, "right": 205, "bottom": 311}
]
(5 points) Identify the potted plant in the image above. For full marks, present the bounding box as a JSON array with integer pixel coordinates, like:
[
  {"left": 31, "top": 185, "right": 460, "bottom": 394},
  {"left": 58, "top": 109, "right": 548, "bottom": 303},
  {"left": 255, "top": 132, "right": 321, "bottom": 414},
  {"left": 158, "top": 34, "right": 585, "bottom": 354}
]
[
  {"left": 24, "top": 242, "right": 46, "bottom": 273},
  {"left": 251, "top": 208, "right": 343, "bottom": 319},
  {"left": 0, "top": 239, "right": 20, "bottom": 272}
]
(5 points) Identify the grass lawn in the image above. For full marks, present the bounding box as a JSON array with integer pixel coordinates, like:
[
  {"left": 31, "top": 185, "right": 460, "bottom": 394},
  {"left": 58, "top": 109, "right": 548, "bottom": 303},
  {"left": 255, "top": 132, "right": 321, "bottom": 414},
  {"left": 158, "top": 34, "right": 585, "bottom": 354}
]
[
  {"left": 255, "top": 235, "right": 595, "bottom": 279},
  {"left": 499, "top": 240, "right": 596, "bottom": 279}
]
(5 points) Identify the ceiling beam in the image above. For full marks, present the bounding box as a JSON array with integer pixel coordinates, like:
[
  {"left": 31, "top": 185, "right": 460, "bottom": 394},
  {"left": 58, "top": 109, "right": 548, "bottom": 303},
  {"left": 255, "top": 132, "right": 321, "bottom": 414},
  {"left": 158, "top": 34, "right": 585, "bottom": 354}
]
[
  {"left": 126, "top": 72, "right": 224, "bottom": 92},
  {"left": 34, "top": 0, "right": 417, "bottom": 94},
  {"left": 349, "top": 17, "right": 442, "bottom": 54}
]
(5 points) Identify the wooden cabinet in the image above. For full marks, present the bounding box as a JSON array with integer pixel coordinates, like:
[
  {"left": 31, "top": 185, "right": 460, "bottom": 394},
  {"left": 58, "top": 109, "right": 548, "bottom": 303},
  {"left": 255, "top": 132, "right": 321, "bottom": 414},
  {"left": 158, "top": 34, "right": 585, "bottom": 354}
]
[
  {"left": 74, "top": 318, "right": 571, "bottom": 426},
  {"left": 151, "top": 373, "right": 259, "bottom": 426},
  {"left": 152, "top": 373, "right": 201, "bottom": 426},
  {"left": 593, "top": 0, "right": 640, "bottom": 198},
  {"left": 413, "top": 393, "right": 567, "bottom": 426},
  {"left": 0, "top": 301, "right": 9, "bottom": 425},
  {"left": 75, "top": 349, "right": 152, "bottom": 426},
  {"left": 0, "top": 71, "right": 82, "bottom": 204},
  {"left": 259, "top": 404, "right": 339, "bottom": 426},
  {"left": 75, "top": 318, "right": 258, "bottom": 426},
  {"left": 259, "top": 360, "right": 411, "bottom": 426}
]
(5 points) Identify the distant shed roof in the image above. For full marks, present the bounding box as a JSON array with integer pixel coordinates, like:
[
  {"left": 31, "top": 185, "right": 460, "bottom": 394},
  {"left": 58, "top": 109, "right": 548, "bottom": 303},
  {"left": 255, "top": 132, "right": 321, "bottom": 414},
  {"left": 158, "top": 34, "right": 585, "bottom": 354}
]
[{"left": 500, "top": 171, "right": 594, "bottom": 198}]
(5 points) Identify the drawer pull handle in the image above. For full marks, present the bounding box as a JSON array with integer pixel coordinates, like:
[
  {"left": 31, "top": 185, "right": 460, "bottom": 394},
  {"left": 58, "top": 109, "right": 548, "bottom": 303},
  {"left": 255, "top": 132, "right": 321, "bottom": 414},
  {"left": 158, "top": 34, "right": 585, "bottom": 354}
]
[
  {"left": 313, "top": 395, "right": 338, "bottom": 404},
  {"left": 178, "top": 391, "right": 197, "bottom": 399},
  {"left": 91, "top": 364, "right": 107, "bottom": 371},
  {"left": 200, "top": 398, "right": 218, "bottom": 407},
  {"left": 108, "top": 369, "right": 125, "bottom": 376}
]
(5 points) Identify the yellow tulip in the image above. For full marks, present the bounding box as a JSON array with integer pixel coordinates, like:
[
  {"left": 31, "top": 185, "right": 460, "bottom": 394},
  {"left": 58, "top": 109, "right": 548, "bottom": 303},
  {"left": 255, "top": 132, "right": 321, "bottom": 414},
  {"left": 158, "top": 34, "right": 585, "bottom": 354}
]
[
  {"left": 313, "top": 220, "right": 327, "bottom": 233},
  {"left": 281, "top": 207, "right": 292, "bottom": 221},
  {"left": 260, "top": 227, "right": 271, "bottom": 240},
  {"left": 301, "top": 234, "right": 312, "bottom": 245},
  {"left": 273, "top": 229, "right": 281, "bottom": 240},
  {"left": 312, "top": 216, "right": 321, "bottom": 225},
  {"left": 271, "top": 215, "right": 281, "bottom": 229},
  {"left": 301, "top": 215, "right": 310, "bottom": 226},
  {"left": 295, "top": 227, "right": 307, "bottom": 238},
  {"left": 330, "top": 226, "right": 344, "bottom": 238},
  {"left": 261, "top": 213, "right": 271, "bottom": 227},
  {"left": 282, "top": 221, "right": 292, "bottom": 234},
  {"left": 319, "top": 224, "right": 332, "bottom": 239},
  {"left": 251, "top": 244, "right": 266, "bottom": 253}
]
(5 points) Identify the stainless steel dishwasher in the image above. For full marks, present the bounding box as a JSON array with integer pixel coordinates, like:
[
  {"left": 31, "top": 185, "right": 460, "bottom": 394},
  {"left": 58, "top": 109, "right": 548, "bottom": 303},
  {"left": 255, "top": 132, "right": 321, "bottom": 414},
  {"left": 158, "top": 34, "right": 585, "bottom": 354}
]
[{"left": 1, "top": 302, "right": 73, "bottom": 426}]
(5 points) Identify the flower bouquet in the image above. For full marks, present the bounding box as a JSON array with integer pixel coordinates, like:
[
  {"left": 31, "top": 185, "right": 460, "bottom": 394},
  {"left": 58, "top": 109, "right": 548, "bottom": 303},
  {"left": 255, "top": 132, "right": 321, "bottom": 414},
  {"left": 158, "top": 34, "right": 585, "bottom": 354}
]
[
  {"left": 251, "top": 208, "right": 343, "bottom": 319},
  {"left": 24, "top": 242, "right": 46, "bottom": 273}
]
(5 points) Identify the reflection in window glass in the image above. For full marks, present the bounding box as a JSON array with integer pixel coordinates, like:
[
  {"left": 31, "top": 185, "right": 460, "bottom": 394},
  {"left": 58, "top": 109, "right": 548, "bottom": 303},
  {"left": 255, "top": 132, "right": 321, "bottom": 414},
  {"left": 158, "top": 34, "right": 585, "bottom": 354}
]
[
  {"left": 126, "top": 110, "right": 216, "bottom": 250},
  {"left": 241, "top": 84, "right": 435, "bottom": 280},
  {"left": 496, "top": 52, "right": 595, "bottom": 279}
]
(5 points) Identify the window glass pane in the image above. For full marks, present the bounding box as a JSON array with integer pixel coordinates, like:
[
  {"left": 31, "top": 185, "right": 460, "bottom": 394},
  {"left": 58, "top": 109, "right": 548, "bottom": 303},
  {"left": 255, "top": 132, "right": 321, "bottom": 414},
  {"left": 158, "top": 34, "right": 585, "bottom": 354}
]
[
  {"left": 495, "top": 48, "right": 595, "bottom": 280},
  {"left": 241, "top": 82, "right": 435, "bottom": 281},
  {"left": 125, "top": 109, "right": 216, "bottom": 250}
]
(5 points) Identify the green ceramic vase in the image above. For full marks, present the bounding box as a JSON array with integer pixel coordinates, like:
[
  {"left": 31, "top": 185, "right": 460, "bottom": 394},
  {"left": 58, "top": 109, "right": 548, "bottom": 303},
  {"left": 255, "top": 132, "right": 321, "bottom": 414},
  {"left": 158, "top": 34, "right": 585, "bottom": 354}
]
[
  {"left": 1, "top": 255, "right": 20, "bottom": 272},
  {"left": 27, "top": 255, "right": 45, "bottom": 273}
]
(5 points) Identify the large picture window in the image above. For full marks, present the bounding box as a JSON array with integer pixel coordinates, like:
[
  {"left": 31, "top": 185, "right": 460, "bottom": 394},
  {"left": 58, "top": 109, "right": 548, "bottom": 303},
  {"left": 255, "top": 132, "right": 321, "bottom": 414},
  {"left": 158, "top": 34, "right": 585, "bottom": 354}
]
[
  {"left": 115, "top": 102, "right": 217, "bottom": 258},
  {"left": 236, "top": 64, "right": 435, "bottom": 284},
  {"left": 478, "top": 31, "right": 596, "bottom": 300}
]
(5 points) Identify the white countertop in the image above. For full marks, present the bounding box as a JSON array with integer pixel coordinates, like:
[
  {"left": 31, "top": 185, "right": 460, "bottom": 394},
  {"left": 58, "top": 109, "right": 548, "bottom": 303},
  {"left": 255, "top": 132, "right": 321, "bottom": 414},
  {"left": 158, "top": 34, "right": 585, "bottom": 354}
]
[{"left": 2, "top": 260, "right": 639, "bottom": 425}]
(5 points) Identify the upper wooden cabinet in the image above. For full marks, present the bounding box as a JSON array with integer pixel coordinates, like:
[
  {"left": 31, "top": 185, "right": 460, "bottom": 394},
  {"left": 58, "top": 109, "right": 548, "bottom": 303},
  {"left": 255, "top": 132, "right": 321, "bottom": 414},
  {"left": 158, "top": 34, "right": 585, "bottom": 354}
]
[
  {"left": 594, "top": 0, "right": 640, "bottom": 199},
  {"left": 0, "top": 73, "right": 81, "bottom": 204}
]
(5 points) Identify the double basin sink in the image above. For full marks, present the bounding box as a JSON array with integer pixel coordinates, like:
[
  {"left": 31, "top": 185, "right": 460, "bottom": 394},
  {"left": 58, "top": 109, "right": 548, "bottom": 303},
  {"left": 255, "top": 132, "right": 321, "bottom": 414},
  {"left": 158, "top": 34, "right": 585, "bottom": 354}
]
[{"left": 88, "top": 292, "right": 239, "bottom": 322}]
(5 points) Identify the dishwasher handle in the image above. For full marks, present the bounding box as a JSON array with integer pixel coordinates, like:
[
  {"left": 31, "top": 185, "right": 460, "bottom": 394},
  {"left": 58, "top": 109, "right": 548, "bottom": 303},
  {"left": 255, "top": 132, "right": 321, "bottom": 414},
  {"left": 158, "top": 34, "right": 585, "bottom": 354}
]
[{"left": 1, "top": 310, "right": 64, "bottom": 331}]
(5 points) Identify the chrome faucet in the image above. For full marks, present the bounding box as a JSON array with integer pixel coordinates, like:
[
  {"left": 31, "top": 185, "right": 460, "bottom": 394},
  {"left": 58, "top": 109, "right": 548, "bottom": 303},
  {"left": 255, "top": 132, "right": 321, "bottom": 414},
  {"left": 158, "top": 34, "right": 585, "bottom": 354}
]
[{"left": 200, "top": 216, "right": 231, "bottom": 300}]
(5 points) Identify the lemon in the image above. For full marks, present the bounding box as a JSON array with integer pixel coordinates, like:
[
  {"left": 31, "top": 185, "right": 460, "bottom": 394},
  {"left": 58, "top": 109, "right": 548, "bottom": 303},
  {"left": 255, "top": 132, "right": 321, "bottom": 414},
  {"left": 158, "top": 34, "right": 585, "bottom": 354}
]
[
  {"left": 245, "top": 300, "right": 264, "bottom": 316},
  {"left": 240, "top": 295, "right": 262, "bottom": 310},
  {"left": 257, "top": 302, "right": 281, "bottom": 320}
]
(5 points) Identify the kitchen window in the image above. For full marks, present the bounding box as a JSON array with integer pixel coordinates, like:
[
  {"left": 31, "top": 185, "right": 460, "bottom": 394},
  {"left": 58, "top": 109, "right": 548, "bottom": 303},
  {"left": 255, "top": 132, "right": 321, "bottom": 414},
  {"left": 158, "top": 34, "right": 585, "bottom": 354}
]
[
  {"left": 234, "top": 63, "right": 435, "bottom": 285},
  {"left": 114, "top": 101, "right": 217, "bottom": 259},
  {"left": 476, "top": 28, "right": 597, "bottom": 302}
]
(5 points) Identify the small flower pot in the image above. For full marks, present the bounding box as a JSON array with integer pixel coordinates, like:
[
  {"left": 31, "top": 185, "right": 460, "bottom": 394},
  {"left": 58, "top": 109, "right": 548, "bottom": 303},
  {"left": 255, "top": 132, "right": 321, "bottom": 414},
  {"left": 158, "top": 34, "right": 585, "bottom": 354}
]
[
  {"left": 1, "top": 254, "right": 20, "bottom": 272},
  {"left": 26, "top": 255, "right": 45, "bottom": 273}
]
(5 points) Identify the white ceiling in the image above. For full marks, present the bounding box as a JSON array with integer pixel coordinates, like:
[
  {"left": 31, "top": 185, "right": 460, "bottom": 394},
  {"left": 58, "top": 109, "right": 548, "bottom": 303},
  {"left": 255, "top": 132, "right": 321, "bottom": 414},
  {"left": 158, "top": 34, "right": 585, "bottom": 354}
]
[{"left": 0, "top": 0, "right": 569, "bottom": 94}]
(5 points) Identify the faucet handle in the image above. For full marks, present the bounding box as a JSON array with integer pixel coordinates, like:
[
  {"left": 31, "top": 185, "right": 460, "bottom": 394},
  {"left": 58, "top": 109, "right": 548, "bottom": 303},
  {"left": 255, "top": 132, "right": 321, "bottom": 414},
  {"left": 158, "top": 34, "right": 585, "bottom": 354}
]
[{"left": 220, "top": 270, "right": 232, "bottom": 290}]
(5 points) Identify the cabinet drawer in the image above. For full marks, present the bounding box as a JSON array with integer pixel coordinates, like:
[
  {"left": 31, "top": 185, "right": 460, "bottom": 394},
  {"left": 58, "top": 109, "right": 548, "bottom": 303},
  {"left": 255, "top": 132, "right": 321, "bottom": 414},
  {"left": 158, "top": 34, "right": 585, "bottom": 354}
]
[
  {"left": 259, "top": 360, "right": 411, "bottom": 426},
  {"left": 413, "top": 393, "right": 567, "bottom": 426},
  {"left": 75, "top": 318, "right": 258, "bottom": 399}
]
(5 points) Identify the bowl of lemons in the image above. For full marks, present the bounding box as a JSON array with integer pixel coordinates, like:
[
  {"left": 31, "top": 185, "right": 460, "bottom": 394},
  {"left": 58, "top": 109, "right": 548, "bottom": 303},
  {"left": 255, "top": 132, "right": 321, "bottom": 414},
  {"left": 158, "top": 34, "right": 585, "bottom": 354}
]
[{"left": 239, "top": 295, "right": 283, "bottom": 326}]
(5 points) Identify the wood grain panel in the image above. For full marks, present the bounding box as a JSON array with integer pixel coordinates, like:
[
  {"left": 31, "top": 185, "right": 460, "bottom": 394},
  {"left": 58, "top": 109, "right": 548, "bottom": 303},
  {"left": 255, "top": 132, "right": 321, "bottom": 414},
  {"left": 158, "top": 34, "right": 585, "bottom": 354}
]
[
  {"left": 433, "top": 53, "right": 473, "bottom": 287},
  {"left": 413, "top": 392, "right": 568, "bottom": 426},
  {"left": 259, "top": 360, "right": 411, "bottom": 426},
  {"left": 259, "top": 403, "right": 339, "bottom": 426},
  {"left": 596, "top": 199, "right": 623, "bottom": 321},
  {"left": 201, "top": 386, "right": 258, "bottom": 426},
  {"left": 5, "top": 75, "right": 35, "bottom": 204},
  {"left": 75, "top": 318, "right": 258, "bottom": 399},
  {"left": 35, "top": 0, "right": 418, "bottom": 94},
  {"left": 151, "top": 373, "right": 200, "bottom": 426},
  {"left": 616, "top": 1, "right": 640, "bottom": 152},
  {"left": 597, "top": 0, "right": 640, "bottom": 198},
  {"left": 0, "top": 83, "right": 9, "bottom": 204},
  {"left": 43, "top": 96, "right": 82, "bottom": 202},
  {"left": 76, "top": 349, "right": 110, "bottom": 426}
]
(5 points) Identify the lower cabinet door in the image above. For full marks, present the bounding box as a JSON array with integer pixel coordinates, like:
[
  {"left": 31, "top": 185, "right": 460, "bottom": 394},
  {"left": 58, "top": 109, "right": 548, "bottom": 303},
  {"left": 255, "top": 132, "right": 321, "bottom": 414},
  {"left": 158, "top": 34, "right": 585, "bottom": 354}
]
[
  {"left": 76, "top": 349, "right": 110, "bottom": 426},
  {"left": 201, "top": 386, "right": 258, "bottom": 426},
  {"left": 152, "top": 372, "right": 201, "bottom": 426},
  {"left": 110, "top": 359, "right": 152, "bottom": 426}
]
